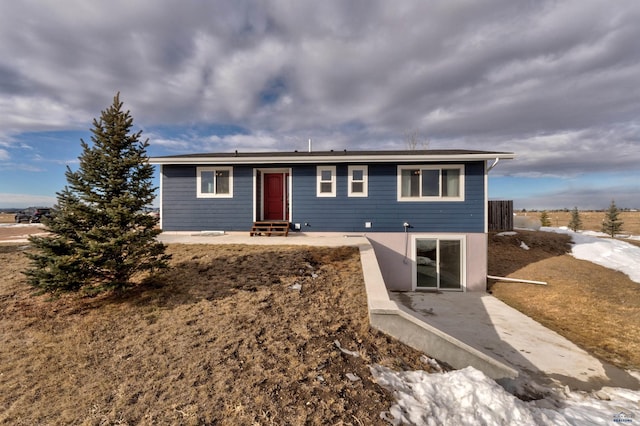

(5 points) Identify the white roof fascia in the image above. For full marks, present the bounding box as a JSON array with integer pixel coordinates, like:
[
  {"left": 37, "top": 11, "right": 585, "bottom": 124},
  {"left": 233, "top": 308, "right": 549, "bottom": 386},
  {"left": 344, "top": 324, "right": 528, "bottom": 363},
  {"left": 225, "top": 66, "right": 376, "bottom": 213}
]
[{"left": 150, "top": 152, "right": 516, "bottom": 165}]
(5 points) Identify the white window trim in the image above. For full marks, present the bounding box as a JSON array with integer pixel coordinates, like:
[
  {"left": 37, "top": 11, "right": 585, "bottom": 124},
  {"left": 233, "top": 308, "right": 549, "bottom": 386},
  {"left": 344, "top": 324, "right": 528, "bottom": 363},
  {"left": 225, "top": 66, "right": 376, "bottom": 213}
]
[
  {"left": 348, "top": 165, "right": 368, "bottom": 197},
  {"left": 317, "top": 165, "right": 336, "bottom": 197},
  {"left": 397, "top": 164, "right": 465, "bottom": 202},
  {"left": 196, "top": 166, "right": 233, "bottom": 198},
  {"left": 411, "top": 234, "right": 466, "bottom": 292}
]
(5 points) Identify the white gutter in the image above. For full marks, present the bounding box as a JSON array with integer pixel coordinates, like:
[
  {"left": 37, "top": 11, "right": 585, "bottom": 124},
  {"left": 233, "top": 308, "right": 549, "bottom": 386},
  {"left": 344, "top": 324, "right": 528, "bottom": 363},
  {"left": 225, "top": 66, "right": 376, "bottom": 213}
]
[{"left": 150, "top": 152, "right": 516, "bottom": 165}]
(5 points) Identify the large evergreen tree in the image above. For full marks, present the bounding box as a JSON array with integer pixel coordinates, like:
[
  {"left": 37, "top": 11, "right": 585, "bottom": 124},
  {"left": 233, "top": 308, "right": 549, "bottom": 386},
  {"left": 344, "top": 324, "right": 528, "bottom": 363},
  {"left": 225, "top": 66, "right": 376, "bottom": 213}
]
[
  {"left": 25, "top": 94, "right": 170, "bottom": 293},
  {"left": 601, "top": 200, "right": 624, "bottom": 238},
  {"left": 568, "top": 206, "right": 582, "bottom": 232}
]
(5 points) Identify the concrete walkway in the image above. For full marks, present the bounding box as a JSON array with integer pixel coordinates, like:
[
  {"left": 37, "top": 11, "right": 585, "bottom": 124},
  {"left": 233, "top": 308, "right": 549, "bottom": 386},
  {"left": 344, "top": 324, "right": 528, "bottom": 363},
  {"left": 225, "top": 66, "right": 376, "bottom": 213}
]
[
  {"left": 390, "top": 291, "right": 640, "bottom": 395},
  {"left": 157, "top": 230, "right": 369, "bottom": 247},
  {"left": 156, "top": 231, "right": 640, "bottom": 395}
]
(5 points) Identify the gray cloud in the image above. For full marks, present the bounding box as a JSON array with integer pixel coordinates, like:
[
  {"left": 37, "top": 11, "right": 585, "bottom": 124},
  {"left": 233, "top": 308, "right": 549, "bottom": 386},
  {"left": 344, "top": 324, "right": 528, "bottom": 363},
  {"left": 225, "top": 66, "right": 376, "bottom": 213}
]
[{"left": 0, "top": 0, "right": 638, "bottom": 180}]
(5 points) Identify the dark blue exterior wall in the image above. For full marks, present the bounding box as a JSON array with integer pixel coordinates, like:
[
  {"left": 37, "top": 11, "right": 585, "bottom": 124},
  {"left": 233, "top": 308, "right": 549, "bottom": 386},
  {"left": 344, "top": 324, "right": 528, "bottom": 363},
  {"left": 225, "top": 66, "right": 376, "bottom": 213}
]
[
  {"left": 161, "top": 162, "right": 486, "bottom": 232},
  {"left": 161, "top": 165, "right": 254, "bottom": 231}
]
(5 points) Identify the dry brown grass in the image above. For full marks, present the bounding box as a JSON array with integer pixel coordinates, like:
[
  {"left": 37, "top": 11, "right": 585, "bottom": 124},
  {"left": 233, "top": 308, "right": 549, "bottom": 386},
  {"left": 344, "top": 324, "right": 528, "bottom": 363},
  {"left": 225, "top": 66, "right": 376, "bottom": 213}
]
[
  {"left": 488, "top": 230, "right": 640, "bottom": 370},
  {"left": 0, "top": 243, "right": 428, "bottom": 425},
  {"left": 2, "top": 222, "right": 639, "bottom": 423},
  {"left": 0, "top": 213, "right": 15, "bottom": 223},
  {"left": 516, "top": 211, "right": 640, "bottom": 235}
]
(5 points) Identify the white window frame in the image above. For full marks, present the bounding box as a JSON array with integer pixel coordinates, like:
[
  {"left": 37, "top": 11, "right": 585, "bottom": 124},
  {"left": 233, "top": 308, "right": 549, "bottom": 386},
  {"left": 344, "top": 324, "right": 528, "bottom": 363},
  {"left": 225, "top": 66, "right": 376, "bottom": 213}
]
[
  {"left": 411, "top": 234, "right": 466, "bottom": 291},
  {"left": 317, "top": 166, "right": 336, "bottom": 197},
  {"left": 196, "top": 166, "right": 233, "bottom": 198},
  {"left": 397, "top": 164, "right": 465, "bottom": 202},
  {"left": 347, "top": 165, "right": 368, "bottom": 197}
]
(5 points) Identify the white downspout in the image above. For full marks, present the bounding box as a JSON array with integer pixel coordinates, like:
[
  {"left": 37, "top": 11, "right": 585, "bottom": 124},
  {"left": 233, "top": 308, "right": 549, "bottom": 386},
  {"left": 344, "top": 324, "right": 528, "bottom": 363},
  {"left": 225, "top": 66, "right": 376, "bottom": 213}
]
[{"left": 487, "top": 157, "right": 500, "bottom": 173}]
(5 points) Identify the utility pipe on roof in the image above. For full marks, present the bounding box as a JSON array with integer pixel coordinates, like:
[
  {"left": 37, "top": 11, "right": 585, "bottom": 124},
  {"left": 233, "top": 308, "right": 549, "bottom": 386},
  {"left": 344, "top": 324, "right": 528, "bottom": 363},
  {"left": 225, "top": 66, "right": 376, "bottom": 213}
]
[{"left": 308, "top": 138, "right": 312, "bottom": 152}]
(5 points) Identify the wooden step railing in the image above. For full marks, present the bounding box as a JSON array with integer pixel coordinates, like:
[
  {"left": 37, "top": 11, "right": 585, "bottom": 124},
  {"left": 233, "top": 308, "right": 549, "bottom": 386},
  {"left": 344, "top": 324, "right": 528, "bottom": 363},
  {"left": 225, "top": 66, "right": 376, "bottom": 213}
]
[{"left": 250, "top": 221, "right": 290, "bottom": 236}]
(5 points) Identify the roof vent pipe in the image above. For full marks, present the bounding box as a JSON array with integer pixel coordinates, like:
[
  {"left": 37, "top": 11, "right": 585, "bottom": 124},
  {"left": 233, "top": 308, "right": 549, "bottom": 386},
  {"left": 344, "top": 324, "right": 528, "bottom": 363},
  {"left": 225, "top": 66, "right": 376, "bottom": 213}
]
[{"left": 308, "top": 138, "right": 312, "bottom": 152}]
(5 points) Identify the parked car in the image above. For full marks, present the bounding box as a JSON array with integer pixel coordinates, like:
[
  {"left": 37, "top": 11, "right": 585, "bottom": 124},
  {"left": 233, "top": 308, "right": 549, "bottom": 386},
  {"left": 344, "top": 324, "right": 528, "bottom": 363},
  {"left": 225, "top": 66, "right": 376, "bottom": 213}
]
[
  {"left": 29, "top": 208, "right": 52, "bottom": 223},
  {"left": 14, "top": 208, "right": 52, "bottom": 223},
  {"left": 14, "top": 210, "right": 32, "bottom": 223}
]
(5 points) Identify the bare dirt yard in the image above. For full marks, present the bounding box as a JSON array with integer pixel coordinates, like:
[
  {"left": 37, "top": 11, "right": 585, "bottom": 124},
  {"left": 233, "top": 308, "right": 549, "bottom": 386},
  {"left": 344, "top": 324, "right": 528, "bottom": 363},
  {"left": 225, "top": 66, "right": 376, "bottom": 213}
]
[
  {"left": 488, "top": 230, "right": 640, "bottom": 371},
  {"left": 0, "top": 242, "right": 429, "bottom": 425}
]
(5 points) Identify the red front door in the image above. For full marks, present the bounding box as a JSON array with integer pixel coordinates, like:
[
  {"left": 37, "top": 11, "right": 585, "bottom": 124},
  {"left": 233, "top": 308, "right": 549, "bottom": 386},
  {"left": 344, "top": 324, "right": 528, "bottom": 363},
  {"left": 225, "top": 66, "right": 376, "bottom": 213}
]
[{"left": 264, "top": 173, "right": 286, "bottom": 220}]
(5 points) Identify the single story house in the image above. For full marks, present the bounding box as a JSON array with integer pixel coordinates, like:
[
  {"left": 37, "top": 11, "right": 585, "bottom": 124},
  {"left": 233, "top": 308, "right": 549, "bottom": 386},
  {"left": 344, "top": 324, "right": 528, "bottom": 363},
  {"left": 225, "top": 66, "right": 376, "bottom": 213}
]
[{"left": 150, "top": 149, "right": 514, "bottom": 292}]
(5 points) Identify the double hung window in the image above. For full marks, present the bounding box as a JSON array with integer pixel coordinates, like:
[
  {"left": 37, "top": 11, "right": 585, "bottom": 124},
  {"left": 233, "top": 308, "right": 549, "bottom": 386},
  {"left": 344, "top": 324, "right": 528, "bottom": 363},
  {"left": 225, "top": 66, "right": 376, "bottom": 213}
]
[
  {"left": 197, "top": 167, "right": 233, "bottom": 198},
  {"left": 348, "top": 165, "right": 368, "bottom": 197},
  {"left": 317, "top": 166, "right": 336, "bottom": 197}
]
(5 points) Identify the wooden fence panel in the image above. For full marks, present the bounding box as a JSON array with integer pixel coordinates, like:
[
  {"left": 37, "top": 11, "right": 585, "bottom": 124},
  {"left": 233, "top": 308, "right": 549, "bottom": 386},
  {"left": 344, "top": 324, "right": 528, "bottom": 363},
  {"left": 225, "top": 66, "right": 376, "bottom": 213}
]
[{"left": 489, "top": 200, "right": 513, "bottom": 231}]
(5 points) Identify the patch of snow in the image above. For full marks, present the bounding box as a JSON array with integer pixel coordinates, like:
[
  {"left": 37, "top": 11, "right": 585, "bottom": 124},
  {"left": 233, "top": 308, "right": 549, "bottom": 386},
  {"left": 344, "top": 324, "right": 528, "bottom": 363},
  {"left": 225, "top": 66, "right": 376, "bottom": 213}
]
[
  {"left": 520, "top": 241, "right": 530, "bottom": 250},
  {"left": 496, "top": 231, "right": 518, "bottom": 236},
  {"left": 371, "top": 365, "right": 640, "bottom": 426},
  {"left": 543, "top": 227, "right": 640, "bottom": 284},
  {"left": 371, "top": 366, "right": 557, "bottom": 425},
  {"left": 334, "top": 340, "right": 360, "bottom": 357},
  {"left": 628, "top": 370, "right": 640, "bottom": 382},
  {"left": 581, "top": 230, "right": 610, "bottom": 238},
  {"left": 419, "top": 355, "right": 443, "bottom": 373},
  {"left": 345, "top": 373, "right": 361, "bottom": 382}
]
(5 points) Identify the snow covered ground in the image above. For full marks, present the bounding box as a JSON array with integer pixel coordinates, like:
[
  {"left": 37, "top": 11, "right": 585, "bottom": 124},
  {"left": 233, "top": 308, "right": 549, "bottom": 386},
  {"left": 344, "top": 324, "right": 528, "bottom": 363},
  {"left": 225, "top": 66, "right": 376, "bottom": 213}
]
[
  {"left": 373, "top": 228, "right": 640, "bottom": 425},
  {"left": 372, "top": 364, "right": 639, "bottom": 426},
  {"left": 543, "top": 227, "right": 640, "bottom": 284}
]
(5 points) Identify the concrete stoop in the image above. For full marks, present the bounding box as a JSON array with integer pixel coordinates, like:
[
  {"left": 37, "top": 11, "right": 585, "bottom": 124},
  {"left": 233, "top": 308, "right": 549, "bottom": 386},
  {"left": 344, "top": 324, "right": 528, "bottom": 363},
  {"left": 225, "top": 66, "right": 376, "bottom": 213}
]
[{"left": 357, "top": 243, "right": 518, "bottom": 381}]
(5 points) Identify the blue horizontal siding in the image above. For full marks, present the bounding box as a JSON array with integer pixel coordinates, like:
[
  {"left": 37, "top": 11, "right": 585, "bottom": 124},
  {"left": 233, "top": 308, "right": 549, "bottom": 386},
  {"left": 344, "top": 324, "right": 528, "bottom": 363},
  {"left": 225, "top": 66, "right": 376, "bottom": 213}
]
[
  {"left": 292, "top": 163, "right": 484, "bottom": 233},
  {"left": 162, "top": 165, "right": 254, "bottom": 231},
  {"left": 161, "top": 162, "right": 486, "bottom": 232}
]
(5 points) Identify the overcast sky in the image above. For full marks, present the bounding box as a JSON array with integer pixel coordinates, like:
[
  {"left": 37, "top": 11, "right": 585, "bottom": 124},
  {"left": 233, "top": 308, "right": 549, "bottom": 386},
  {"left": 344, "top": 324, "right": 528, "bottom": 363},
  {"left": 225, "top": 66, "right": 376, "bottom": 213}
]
[{"left": 0, "top": 0, "right": 638, "bottom": 210}]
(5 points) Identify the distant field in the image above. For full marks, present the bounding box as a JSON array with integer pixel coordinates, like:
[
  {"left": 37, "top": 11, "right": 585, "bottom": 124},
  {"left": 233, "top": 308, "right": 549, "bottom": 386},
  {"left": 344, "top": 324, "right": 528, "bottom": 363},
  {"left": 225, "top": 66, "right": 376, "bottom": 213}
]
[
  {"left": 0, "top": 213, "right": 15, "bottom": 224},
  {"left": 516, "top": 211, "right": 640, "bottom": 235}
]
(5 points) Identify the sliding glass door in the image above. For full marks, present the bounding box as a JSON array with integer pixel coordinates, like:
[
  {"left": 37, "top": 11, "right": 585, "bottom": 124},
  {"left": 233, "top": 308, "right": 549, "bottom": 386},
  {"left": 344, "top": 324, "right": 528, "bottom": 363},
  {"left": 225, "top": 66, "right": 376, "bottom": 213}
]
[{"left": 414, "top": 237, "right": 464, "bottom": 291}]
